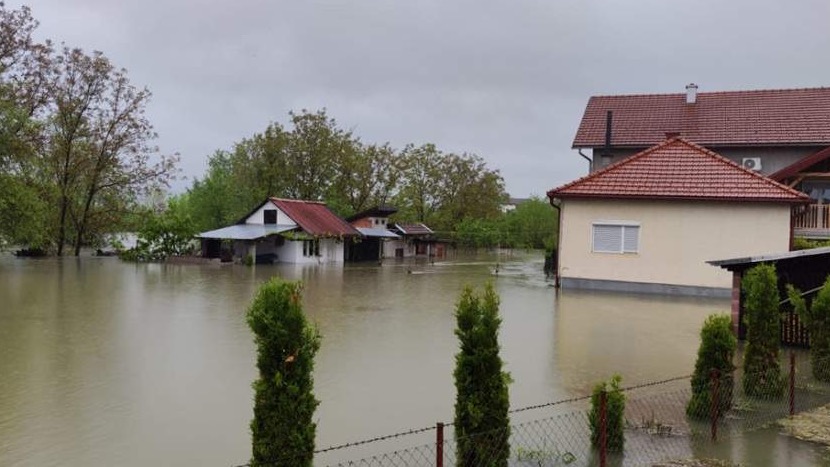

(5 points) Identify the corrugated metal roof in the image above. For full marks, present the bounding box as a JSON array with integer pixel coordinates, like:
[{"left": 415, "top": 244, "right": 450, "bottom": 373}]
[
  {"left": 573, "top": 87, "right": 830, "bottom": 148},
  {"left": 356, "top": 227, "right": 400, "bottom": 238},
  {"left": 197, "top": 224, "right": 295, "bottom": 240},
  {"left": 547, "top": 138, "right": 811, "bottom": 204},
  {"left": 271, "top": 198, "right": 360, "bottom": 237},
  {"left": 708, "top": 246, "right": 830, "bottom": 270},
  {"left": 394, "top": 223, "right": 433, "bottom": 235}
]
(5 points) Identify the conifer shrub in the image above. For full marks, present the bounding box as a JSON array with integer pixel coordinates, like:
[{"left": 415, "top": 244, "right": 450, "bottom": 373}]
[
  {"left": 454, "top": 283, "right": 511, "bottom": 467},
  {"left": 686, "top": 314, "right": 736, "bottom": 419},
  {"left": 247, "top": 278, "right": 321, "bottom": 467},
  {"left": 789, "top": 278, "right": 830, "bottom": 381},
  {"left": 588, "top": 375, "right": 625, "bottom": 453},
  {"left": 742, "top": 264, "right": 784, "bottom": 398}
]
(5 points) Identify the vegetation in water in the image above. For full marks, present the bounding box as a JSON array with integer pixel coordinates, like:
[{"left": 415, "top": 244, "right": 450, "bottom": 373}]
[
  {"left": 687, "top": 314, "right": 736, "bottom": 419},
  {"left": 742, "top": 264, "right": 785, "bottom": 398},
  {"left": 0, "top": 4, "right": 177, "bottom": 255},
  {"left": 454, "top": 283, "right": 511, "bottom": 467},
  {"left": 789, "top": 278, "right": 830, "bottom": 381},
  {"left": 178, "top": 112, "right": 507, "bottom": 236},
  {"left": 454, "top": 197, "right": 558, "bottom": 250},
  {"left": 247, "top": 279, "right": 320, "bottom": 467},
  {"left": 118, "top": 198, "right": 196, "bottom": 262},
  {"left": 588, "top": 374, "right": 625, "bottom": 453}
]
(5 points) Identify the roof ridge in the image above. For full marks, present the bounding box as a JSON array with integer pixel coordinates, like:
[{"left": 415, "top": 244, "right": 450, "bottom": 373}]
[
  {"left": 548, "top": 138, "right": 810, "bottom": 202},
  {"left": 589, "top": 86, "right": 830, "bottom": 99},
  {"left": 269, "top": 197, "right": 327, "bottom": 205}
]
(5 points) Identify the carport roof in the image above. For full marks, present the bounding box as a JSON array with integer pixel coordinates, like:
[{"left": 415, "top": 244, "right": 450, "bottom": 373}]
[{"left": 197, "top": 224, "right": 295, "bottom": 240}]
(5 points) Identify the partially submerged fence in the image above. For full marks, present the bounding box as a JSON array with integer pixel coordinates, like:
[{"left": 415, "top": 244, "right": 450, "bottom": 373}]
[{"left": 234, "top": 352, "right": 830, "bottom": 466}]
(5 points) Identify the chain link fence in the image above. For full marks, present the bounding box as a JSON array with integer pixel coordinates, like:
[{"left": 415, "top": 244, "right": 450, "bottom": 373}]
[{"left": 234, "top": 352, "right": 830, "bottom": 466}]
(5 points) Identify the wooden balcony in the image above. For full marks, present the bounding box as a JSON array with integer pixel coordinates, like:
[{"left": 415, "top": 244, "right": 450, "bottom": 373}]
[{"left": 793, "top": 204, "right": 830, "bottom": 239}]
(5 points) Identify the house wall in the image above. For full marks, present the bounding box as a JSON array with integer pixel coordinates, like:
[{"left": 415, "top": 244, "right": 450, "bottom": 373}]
[
  {"left": 279, "top": 239, "right": 344, "bottom": 264},
  {"left": 558, "top": 199, "right": 792, "bottom": 292},
  {"left": 383, "top": 239, "right": 415, "bottom": 258},
  {"left": 245, "top": 203, "right": 297, "bottom": 226},
  {"left": 588, "top": 146, "right": 823, "bottom": 176},
  {"left": 231, "top": 237, "right": 344, "bottom": 263}
]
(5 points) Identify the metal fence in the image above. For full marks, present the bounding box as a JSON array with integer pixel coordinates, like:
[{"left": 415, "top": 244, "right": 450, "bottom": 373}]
[{"left": 237, "top": 352, "right": 830, "bottom": 466}]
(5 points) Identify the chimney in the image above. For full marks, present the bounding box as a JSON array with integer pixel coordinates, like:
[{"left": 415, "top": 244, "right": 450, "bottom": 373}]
[{"left": 686, "top": 83, "right": 698, "bottom": 104}]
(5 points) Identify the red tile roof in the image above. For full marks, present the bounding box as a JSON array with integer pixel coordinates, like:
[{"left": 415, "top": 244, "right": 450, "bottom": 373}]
[
  {"left": 548, "top": 138, "right": 811, "bottom": 204},
  {"left": 573, "top": 87, "right": 830, "bottom": 148},
  {"left": 270, "top": 198, "right": 360, "bottom": 237}
]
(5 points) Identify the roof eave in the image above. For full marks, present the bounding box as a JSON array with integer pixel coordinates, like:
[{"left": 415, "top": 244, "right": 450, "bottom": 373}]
[{"left": 550, "top": 193, "right": 811, "bottom": 204}]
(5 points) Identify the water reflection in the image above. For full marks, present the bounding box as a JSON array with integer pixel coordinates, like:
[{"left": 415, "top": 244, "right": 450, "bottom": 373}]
[{"left": 0, "top": 252, "right": 825, "bottom": 466}]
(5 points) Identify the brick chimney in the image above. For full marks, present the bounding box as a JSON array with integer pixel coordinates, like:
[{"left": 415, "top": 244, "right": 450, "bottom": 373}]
[{"left": 686, "top": 83, "right": 698, "bottom": 104}]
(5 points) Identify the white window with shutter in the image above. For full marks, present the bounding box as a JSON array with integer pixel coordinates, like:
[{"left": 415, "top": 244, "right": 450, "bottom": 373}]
[{"left": 592, "top": 222, "right": 640, "bottom": 254}]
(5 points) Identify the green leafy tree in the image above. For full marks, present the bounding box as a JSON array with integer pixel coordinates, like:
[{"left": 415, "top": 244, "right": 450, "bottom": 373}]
[
  {"left": 120, "top": 197, "right": 196, "bottom": 262},
  {"left": 501, "top": 198, "right": 558, "bottom": 250},
  {"left": 588, "top": 375, "right": 625, "bottom": 453},
  {"left": 686, "top": 314, "right": 736, "bottom": 418},
  {"left": 789, "top": 279, "right": 830, "bottom": 381},
  {"left": 742, "top": 264, "right": 784, "bottom": 398},
  {"left": 45, "top": 46, "right": 177, "bottom": 255},
  {"left": 453, "top": 283, "right": 511, "bottom": 467},
  {"left": 247, "top": 279, "right": 321, "bottom": 467}
]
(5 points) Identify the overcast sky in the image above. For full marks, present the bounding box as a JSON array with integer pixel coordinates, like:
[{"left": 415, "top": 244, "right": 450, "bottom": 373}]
[{"left": 10, "top": 0, "right": 830, "bottom": 197}]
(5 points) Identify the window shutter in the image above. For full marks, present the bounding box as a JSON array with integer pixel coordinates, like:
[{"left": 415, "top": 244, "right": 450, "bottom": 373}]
[
  {"left": 593, "top": 225, "right": 622, "bottom": 253},
  {"left": 622, "top": 226, "right": 639, "bottom": 253}
]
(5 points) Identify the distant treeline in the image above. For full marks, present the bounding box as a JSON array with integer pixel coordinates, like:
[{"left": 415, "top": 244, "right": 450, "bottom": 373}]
[{"left": 169, "top": 108, "right": 556, "bottom": 250}]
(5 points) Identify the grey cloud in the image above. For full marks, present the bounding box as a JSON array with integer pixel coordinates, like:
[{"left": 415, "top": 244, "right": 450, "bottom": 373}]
[{"left": 12, "top": 0, "right": 830, "bottom": 194}]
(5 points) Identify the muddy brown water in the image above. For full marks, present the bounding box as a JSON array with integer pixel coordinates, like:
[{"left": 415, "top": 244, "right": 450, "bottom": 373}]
[{"left": 0, "top": 251, "right": 826, "bottom": 466}]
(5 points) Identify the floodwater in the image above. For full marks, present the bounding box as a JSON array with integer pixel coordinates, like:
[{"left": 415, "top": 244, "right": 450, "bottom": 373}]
[{"left": 0, "top": 251, "right": 825, "bottom": 466}]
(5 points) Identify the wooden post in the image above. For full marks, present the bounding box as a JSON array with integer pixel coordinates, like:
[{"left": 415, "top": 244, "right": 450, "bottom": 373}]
[
  {"left": 710, "top": 369, "right": 720, "bottom": 442},
  {"left": 790, "top": 351, "right": 796, "bottom": 416},
  {"left": 599, "top": 390, "right": 607, "bottom": 467},
  {"left": 436, "top": 422, "right": 444, "bottom": 467}
]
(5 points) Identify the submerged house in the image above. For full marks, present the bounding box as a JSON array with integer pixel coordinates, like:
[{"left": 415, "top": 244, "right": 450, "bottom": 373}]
[
  {"left": 547, "top": 138, "right": 809, "bottom": 296},
  {"left": 197, "top": 198, "right": 359, "bottom": 264},
  {"left": 572, "top": 85, "right": 830, "bottom": 238},
  {"left": 345, "top": 206, "right": 400, "bottom": 262},
  {"left": 384, "top": 223, "right": 446, "bottom": 258}
]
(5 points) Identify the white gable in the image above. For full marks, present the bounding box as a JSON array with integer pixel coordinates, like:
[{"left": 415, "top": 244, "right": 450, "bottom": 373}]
[{"left": 245, "top": 200, "right": 297, "bottom": 227}]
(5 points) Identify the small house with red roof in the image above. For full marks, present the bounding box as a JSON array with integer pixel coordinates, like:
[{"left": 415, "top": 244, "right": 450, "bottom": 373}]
[
  {"left": 573, "top": 85, "right": 830, "bottom": 238},
  {"left": 197, "top": 198, "right": 359, "bottom": 264},
  {"left": 547, "top": 138, "right": 810, "bottom": 296}
]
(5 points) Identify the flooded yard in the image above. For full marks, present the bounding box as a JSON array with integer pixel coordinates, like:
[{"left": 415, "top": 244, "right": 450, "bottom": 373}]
[{"left": 0, "top": 251, "right": 825, "bottom": 466}]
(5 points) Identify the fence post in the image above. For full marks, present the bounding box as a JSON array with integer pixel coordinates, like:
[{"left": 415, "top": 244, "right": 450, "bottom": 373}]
[
  {"left": 710, "top": 369, "right": 720, "bottom": 442},
  {"left": 436, "top": 422, "right": 444, "bottom": 467},
  {"left": 790, "top": 351, "right": 796, "bottom": 416},
  {"left": 599, "top": 390, "right": 607, "bottom": 467}
]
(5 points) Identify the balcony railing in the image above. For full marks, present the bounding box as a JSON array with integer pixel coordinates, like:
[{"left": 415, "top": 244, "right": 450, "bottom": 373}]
[{"left": 793, "top": 204, "right": 830, "bottom": 237}]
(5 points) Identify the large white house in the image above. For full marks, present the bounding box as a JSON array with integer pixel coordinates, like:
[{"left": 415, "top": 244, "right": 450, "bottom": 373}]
[
  {"left": 547, "top": 138, "right": 810, "bottom": 297},
  {"left": 197, "top": 198, "right": 360, "bottom": 264}
]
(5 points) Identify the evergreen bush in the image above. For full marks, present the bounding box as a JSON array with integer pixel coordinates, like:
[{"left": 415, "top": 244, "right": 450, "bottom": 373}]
[
  {"left": 247, "top": 278, "right": 321, "bottom": 467},
  {"left": 742, "top": 264, "right": 784, "bottom": 398},
  {"left": 588, "top": 375, "right": 625, "bottom": 452},
  {"left": 453, "top": 283, "right": 511, "bottom": 467},
  {"left": 789, "top": 279, "right": 830, "bottom": 381},
  {"left": 686, "top": 314, "right": 736, "bottom": 418}
]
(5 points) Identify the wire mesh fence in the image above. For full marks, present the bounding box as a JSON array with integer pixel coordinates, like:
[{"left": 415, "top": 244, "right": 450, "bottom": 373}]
[
  {"left": 323, "top": 353, "right": 830, "bottom": 466},
  {"left": 234, "top": 352, "right": 830, "bottom": 466}
]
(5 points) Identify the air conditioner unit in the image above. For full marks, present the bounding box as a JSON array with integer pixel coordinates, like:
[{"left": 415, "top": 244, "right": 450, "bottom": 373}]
[{"left": 742, "top": 157, "right": 762, "bottom": 171}]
